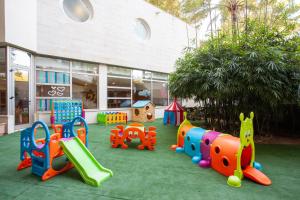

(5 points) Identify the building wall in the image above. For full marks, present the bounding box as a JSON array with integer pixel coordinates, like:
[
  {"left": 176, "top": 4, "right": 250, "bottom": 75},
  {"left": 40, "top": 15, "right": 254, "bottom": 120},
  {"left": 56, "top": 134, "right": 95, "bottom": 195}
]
[
  {"left": 0, "top": 0, "right": 5, "bottom": 43},
  {"left": 1, "top": 0, "right": 197, "bottom": 132},
  {"left": 3, "top": 0, "right": 37, "bottom": 50},
  {"left": 36, "top": 0, "right": 193, "bottom": 73}
]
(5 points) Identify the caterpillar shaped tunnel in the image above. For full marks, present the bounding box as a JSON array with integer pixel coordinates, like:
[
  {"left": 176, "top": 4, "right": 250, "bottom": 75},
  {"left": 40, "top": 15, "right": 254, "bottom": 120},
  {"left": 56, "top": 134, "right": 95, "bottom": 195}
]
[{"left": 171, "top": 112, "right": 272, "bottom": 187}]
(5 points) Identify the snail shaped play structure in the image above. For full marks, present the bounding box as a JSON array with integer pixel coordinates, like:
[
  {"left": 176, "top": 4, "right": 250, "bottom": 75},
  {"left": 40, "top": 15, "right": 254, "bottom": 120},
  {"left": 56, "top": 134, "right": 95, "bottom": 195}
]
[{"left": 171, "top": 112, "right": 272, "bottom": 187}]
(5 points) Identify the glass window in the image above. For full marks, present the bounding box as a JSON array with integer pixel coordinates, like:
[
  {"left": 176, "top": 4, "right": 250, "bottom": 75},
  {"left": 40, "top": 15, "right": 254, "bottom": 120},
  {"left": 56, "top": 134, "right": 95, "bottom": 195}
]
[
  {"left": 0, "top": 48, "right": 5, "bottom": 63},
  {"left": 107, "top": 66, "right": 131, "bottom": 108},
  {"left": 108, "top": 99, "right": 131, "bottom": 108},
  {"left": 72, "top": 61, "right": 98, "bottom": 74},
  {"left": 108, "top": 66, "right": 131, "bottom": 77},
  {"left": 152, "top": 72, "right": 168, "bottom": 81},
  {"left": 36, "top": 57, "right": 70, "bottom": 71},
  {"left": 107, "top": 67, "right": 170, "bottom": 108},
  {"left": 134, "top": 18, "right": 151, "bottom": 40},
  {"left": 0, "top": 48, "right": 7, "bottom": 115},
  {"left": 132, "top": 70, "right": 151, "bottom": 102},
  {"left": 72, "top": 73, "right": 98, "bottom": 109},
  {"left": 108, "top": 88, "right": 131, "bottom": 98},
  {"left": 132, "top": 70, "right": 143, "bottom": 80},
  {"left": 10, "top": 48, "right": 31, "bottom": 67},
  {"left": 107, "top": 77, "right": 131, "bottom": 87},
  {"left": 35, "top": 57, "right": 71, "bottom": 112},
  {"left": 152, "top": 82, "right": 168, "bottom": 106},
  {"left": 36, "top": 99, "right": 69, "bottom": 112},
  {"left": 36, "top": 70, "right": 70, "bottom": 84},
  {"left": 62, "top": 0, "right": 94, "bottom": 22},
  {"left": 36, "top": 85, "right": 70, "bottom": 97},
  {"left": 132, "top": 70, "right": 152, "bottom": 80},
  {"left": 132, "top": 79, "right": 151, "bottom": 102},
  {"left": 144, "top": 71, "right": 152, "bottom": 79}
]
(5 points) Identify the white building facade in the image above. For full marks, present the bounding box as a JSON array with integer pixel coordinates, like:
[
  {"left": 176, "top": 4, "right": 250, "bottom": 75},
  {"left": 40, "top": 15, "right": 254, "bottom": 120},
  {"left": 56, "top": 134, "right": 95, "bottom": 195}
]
[{"left": 0, "top": 0, "right": 196, "bottom": 133}]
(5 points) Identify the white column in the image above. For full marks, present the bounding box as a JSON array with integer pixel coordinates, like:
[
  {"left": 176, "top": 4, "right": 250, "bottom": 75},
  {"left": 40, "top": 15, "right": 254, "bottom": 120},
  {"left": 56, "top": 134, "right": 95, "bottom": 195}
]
[
  {"left": 6, "top": 47, "right": 14, "bottom": 133},
  {"left": 99, "top": 64, "right": 107, "bottom": 110}
]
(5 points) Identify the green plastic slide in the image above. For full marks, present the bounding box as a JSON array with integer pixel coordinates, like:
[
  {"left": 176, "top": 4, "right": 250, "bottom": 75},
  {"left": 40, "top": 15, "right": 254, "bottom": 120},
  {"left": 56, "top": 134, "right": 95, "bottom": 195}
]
[{"left": 60, "top": 137, "right": 113, "bottom": 187}]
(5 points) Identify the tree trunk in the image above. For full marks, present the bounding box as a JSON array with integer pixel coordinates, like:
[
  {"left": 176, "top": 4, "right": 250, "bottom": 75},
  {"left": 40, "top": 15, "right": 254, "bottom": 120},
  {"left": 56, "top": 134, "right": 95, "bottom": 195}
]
[
  {"left": 264, "top": 0, "right": 268, "bottom": 25},
  {"left": 195, "top": 25, "right": 198, "bottom": 48},
  {"left": 208, "top": 1, "right": 213, "bottom": 39},
  {"left": 245, "top": 0, "right": 248, "bottom": 36},
  {"left": 185, "top": 22, "right": 190, "bottom": 48}
]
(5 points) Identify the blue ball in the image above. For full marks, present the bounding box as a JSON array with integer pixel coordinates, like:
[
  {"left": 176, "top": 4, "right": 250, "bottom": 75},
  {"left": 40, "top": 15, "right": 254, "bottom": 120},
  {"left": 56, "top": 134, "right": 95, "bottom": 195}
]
[{"left": 254, "top": 161, "right": 263, "bottom": 170}]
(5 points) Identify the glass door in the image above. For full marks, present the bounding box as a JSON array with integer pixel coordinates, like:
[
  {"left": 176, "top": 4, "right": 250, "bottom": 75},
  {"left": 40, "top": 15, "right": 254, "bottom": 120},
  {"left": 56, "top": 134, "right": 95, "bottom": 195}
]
[
  {"left": 14, "top": 69, "right": 30, "bottom": 126},
  {"left": 9, "top": 47, "right": 32, "bottom": 130}
]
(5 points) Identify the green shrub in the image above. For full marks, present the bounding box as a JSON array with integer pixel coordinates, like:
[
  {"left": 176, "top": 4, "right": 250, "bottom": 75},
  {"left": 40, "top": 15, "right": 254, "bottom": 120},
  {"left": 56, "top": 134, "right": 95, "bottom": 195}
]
[{"left": 170, "top": 21, "right": 300, "bottom": 135}]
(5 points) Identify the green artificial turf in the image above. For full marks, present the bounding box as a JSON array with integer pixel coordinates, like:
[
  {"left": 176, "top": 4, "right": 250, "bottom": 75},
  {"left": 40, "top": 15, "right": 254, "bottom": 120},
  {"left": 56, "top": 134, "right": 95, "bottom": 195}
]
[{"left": 0, "top": 119, "right": 300, "bottom": 200}]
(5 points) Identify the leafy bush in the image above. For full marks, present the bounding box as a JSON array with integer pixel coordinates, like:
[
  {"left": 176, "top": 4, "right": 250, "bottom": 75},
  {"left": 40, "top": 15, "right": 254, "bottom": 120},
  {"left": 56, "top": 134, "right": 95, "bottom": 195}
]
[{"left": 170, "top": 21, "right": 300, "bottom": 135}]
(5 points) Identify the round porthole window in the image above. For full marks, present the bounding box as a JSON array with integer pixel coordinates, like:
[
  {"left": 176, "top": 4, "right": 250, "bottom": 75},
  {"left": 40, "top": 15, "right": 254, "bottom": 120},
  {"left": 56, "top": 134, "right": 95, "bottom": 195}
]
[
  {"left": 62, "top": 0, "right": 94, "bottom": 22},
  {"left": 134, "top": 18, "right": 151, "bottom": 40}
]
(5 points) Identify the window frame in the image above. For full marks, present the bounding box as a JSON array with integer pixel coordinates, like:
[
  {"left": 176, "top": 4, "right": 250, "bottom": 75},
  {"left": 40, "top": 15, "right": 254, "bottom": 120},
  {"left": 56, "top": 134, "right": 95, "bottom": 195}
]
[
  {"left": 72, "top": 62, "right": 99, "bottom": 110},
  {"left": 34, "top": 58, "right": 171, "bottom": 111},
  {"left": 107, "top": 66, "right": 170, "bottom": 109},
  {"left": 35, "top": 57, "right": 72, "bottom": 112},
  {"left": 132, "top": 78, "right": 152, "bottom": 103},
  {"left": 151, "top": 79, "right": 169, "bottom": 107},
  {"left": 35, "top": 57, "right": 100, "bottom": 112},
  {"left": 107, "top": 69, "right": 132, "bottom": 109}
]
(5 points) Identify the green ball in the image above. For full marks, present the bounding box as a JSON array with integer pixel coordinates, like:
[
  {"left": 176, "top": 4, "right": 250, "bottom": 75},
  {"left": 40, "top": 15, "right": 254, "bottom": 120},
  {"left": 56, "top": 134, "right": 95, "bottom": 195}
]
[{"left": 227, "top": 176, "right": 241, "bottom": 187}]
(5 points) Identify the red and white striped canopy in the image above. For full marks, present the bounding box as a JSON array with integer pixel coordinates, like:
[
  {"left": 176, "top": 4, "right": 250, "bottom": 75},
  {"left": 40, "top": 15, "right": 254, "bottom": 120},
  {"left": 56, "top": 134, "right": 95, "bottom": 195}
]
[{"left": 165, "top": 99, "right": 184, "bottom": 111}]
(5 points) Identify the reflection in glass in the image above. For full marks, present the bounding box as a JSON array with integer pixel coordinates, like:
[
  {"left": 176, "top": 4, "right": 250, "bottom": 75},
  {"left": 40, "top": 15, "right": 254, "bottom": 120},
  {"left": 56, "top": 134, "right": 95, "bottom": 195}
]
[
  {"left": 108, "top": 88, "right": 131, "bottom": 98},
  {"left": 14, "top": 70, "right": 29, "bottom": 125},
  {"left": 36, "top": 57, "right": 70, "bottom": 71},
  {"left": 132, "top": 79, "right": 151, "bottom": 103},
  {"left": 36, "top": 70, "right": 70, "bottom": 84},
  {"left": 72, "top": 61, "right": 98, "bottom": 74},
  {"left": 72, "top": 74, "right": 97, "bottom": 109},
  {"left": 10, "top": 48, "right": 31, "bottom": 67},
  {"left": 153, "top": 82, "right": 168, "bottom": 106},
  {"left": 36, "top": 85, "right": 70, "bottom": 97},
  {"left": 107, "top": 77, "right": 131, "bottom": 87},
  {"left": 36, "top": 99, "right": 69, "bottom": 112},
  {"left": 134, "top": 18, "right": 151, "bottom": 40},
  {"left": 152, "top": 72, "right": 168, "bottom": 81},
  {"left": 0, "top": 48, "right": 6, "bottom": 115},
  {"left": 107, "top": 66, "right": 131, "bottom": 77},
  {"left": 0, "top": 48, "right": 5, "bottom": 63},
  {"left": 108, "top": 99, "right": 131, "bottom": 108},
  {"left": 132, "top": 70, "right": 143, "bottom": 80},
  {"left": 62, "top": 0, "right": 93, "bottom": 22}
]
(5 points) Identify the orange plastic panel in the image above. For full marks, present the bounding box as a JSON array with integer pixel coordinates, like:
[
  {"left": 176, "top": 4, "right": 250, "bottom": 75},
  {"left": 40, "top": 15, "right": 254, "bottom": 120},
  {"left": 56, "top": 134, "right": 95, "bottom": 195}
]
[
  {"left": 171, "top": 124, "right": 194, "bottom": 150},
  {"left": 243, "top": 166, "right": 272, "bottom": 186},
  {"left": 211, "top": 135, "right": 240, "bottom": 177},
  {"left": 129, "top": 123, "right": 143, "bottom": 127},
  {"left": 77, "top": 128, "right": 86, "bottom": 145},
  {"left": 17, "top": 152, "right": 32, "bottom": 170}
]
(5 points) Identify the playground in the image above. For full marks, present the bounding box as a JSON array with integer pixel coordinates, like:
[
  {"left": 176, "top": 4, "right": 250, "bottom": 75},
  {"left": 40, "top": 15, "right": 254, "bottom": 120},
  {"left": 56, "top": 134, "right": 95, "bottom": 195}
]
[{"left": 0, "top": 119, "right": 300, "bottom": 200}]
